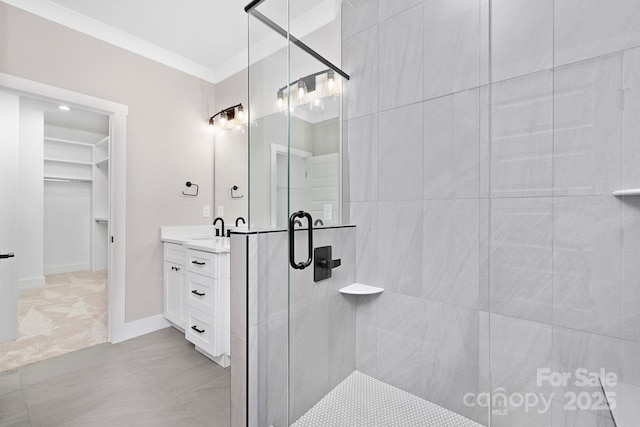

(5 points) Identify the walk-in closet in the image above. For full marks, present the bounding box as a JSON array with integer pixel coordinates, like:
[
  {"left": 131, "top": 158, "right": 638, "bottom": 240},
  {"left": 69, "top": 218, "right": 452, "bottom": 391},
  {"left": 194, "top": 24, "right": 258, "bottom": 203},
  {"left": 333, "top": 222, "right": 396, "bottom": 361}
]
[{"left": 0, "top": 92, "right": 111, "bottom": 370}]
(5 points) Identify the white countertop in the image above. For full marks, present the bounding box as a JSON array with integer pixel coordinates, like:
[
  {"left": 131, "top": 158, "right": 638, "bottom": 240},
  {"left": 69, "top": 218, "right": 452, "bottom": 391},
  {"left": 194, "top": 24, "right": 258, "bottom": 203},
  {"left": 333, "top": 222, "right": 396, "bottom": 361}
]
[
  {"left": 160, "top": 225, "right": 230, "bottom": 253},
  {"left": 183, "top": 238, "right": 230, "bottom": 253}
]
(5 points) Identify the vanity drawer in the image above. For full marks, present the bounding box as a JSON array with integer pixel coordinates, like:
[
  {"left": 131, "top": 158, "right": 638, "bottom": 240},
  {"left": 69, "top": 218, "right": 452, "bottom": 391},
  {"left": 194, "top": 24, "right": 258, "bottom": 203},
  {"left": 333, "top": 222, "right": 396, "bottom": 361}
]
[
  {"left": 187, "top": 249, "right": 218, "bottom": 278},
  {"left": 186, "top": 309, "right": 220, "bottom": 356},
  {"left": 186, "top": 272, "right": 218, "bottom": 316},
  {"left": 164, "top": 243, "right": 186, "bottom": 265}
]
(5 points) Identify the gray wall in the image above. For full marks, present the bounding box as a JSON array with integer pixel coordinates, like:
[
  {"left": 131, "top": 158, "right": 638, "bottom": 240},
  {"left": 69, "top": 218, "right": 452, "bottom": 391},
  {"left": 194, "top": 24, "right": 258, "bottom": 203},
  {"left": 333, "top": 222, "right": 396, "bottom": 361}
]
[
  {"left": 344, "top": 0, "right": 640, "bottom": 426},
  {"left": 0, "top": 3, "right": 216, "bottom": 322}
]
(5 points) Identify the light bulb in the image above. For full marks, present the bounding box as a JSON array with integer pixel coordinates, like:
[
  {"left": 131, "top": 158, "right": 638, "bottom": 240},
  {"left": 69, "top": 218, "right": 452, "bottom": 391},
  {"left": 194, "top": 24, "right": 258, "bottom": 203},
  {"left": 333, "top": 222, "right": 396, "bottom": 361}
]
[
  {"left": 237, "top": 105, "right": 244, "bottom": 120},
  {"left": 277, "top": 89, "right": 284, "bottom": 109},
  {"left": 297, "top": 79, "right": 306, "bottom": 100},
  {"left": 327, "top": 70, "right": 335, "bottom": 91},
  {"left": 220, "top": 111, "right": 227, "bottom": 126}
]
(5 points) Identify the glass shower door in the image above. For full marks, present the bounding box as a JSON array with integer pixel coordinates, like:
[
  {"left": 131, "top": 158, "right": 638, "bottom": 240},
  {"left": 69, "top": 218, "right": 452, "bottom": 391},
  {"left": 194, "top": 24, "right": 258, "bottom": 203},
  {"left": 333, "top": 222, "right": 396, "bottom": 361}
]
[{"left": 247, "top": 0, "right": 349, "bottom": 425}]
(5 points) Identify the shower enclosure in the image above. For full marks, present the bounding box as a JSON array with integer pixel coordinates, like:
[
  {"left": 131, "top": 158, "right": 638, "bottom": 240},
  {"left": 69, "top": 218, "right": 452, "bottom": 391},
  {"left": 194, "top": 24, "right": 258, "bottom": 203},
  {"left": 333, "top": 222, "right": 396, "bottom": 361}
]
[{"left": 230, "top": 0, "right": 636, "bottom": 426}]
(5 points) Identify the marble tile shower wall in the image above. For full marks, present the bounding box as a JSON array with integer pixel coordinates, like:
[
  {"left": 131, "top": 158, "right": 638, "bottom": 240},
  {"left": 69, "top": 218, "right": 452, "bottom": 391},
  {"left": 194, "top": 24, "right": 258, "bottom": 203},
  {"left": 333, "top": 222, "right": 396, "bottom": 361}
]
[
  {"left": 232, "top": 227, "right": 356, "bottom": 427},
  {"left": 343, "top": 1, "right": 640, "bottom": 426}
]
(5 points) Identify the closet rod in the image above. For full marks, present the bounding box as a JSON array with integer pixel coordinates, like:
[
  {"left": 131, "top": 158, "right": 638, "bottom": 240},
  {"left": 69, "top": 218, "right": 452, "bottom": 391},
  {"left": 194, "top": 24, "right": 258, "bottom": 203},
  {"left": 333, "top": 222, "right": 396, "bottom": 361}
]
[{"left": 44, "top": 177, "right": 92, "bottom": 183}]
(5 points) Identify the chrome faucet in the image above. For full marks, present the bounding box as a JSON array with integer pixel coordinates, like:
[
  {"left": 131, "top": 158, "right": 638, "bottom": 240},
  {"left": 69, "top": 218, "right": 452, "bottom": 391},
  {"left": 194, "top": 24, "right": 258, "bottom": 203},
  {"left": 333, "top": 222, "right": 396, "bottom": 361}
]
[
  {"left": 213, "top": 217, "right": 225, "bottom": 237},
  {"left": 235, "top": 217, "right": 246, "bottom": 227}
]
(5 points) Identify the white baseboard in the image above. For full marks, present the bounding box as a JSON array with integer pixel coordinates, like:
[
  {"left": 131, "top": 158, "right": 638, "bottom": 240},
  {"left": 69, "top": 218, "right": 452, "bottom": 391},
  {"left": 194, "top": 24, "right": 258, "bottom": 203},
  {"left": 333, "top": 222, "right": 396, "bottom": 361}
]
[
  {"left": 18, "top": 276, "right": 45, "bottom": 291},
  {"left": 44, "top": 262, "right": 90, "bottom": 275},
  {"left": 110, "top": 314, "right": 171, "bottom": 344}
]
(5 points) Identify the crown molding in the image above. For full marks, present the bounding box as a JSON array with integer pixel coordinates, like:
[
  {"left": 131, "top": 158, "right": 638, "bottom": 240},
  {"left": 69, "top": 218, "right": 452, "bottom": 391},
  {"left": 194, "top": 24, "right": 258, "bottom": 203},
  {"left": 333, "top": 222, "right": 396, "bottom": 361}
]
[{"left": 2, "top": 0, "right": 218, "bottom": 83}]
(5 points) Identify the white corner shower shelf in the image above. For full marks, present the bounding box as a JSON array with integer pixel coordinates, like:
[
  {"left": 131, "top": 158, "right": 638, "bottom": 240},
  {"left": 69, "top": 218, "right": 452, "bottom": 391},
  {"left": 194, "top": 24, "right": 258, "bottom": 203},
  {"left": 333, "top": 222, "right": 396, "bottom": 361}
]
[
  {"left": 613, "top": 189, "right": 640, "bottom": 196},
  {"left": 339, "top": 283, "right": 384, "bottom": 295}
]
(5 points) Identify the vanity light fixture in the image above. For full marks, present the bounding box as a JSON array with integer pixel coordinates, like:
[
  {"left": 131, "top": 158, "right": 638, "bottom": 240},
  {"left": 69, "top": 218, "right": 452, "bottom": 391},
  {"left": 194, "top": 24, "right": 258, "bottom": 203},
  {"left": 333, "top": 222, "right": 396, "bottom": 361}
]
[
  {"left": 297, "top": 79, "right": 307, "bottom": 100},
  {"left": 276, "top": 69, "right": 339, "bottom": 110},
  {"left": 208, "top": 103, "right": 246, "bottom": 134}
]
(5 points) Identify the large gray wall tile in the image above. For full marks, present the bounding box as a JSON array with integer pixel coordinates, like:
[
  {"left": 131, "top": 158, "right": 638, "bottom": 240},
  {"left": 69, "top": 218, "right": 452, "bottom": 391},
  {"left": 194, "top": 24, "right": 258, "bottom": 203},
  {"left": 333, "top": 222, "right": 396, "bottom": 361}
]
[
  {"left": 355, "top": 294, "right": 379, "bottom": 376},
  {"left": 423, "top": 199, "right": 487, "bottom": 309},
  {"left": 350, "top": 201, "right": 379, "bottom": 286},
  {"left": 342, "top": 0, "right": 378, "bottom": 40},
  {"left": 231, "top": 333, "right": 247, "bottom": 427},
  {"left": 378, "top": 0, "right": 422, "bottom": 23},
  {"left": 423, "top": 0, "right": 482, "bottom": 100},
  {"left": 347, "top": 114, "right": 378, "bottom": 202},
  {"left": 422, "top": 301, "right": 487, "bottom": 424},
  {"left": 490, "top": 314, "right": 553, "bottom": 427},
  {"left": 490, "top": 197, "right": 553, "bottom": 323},
  {"left": 378, "top": 201, "right": 423, "bottom": 297},
  {"left": 424, "top": 89, "right": 480, "bottom": 199},
  {"left": 378, "top": 5, "right": 424, "bottom": 110},
  {"left": 230, "top": 235, "right": 247, "bottom": 336},
  {"left": 289, "top": 300, "right": 330, "bottom": 422},
  {"left": 256, "top": 232, "right": 288, "bottom": 324},
  {"left": 491, "top": 70, "right": 553, "bottom": 197},
  {"left": 552, "top": 326, "right": 622, "bottom": 399},
  {"left": 491, "top": 0, "right": 553, "bottom": 82},
  {"left": 622, "top": 47, "right": 640, "bottom": 190},
  {"left": 555, "top": 0, "right": 640, "bottom": 67},
  {"left": 328, "top": 293, "right": 356, "bottom": 388},
  {"left": 256, "top": 314, "right": 288, "bottom": 427},
  {"left": 622, "top": 197, "right": 640, "bottom": 342},
  {"left": 378, "top": 103, "right": 424, "bottom": 201},
  {"left": 554, "top": 55, "right": 622, "bottom": 196},
  {"left": 376, "top": 330, "right": 423, "bottom": 396},
  {"left": 553, "top": 196, "right": 622, "bottom": 337},
  {"left": 343, "top": 26, "right": 378, "bottom": 119}
]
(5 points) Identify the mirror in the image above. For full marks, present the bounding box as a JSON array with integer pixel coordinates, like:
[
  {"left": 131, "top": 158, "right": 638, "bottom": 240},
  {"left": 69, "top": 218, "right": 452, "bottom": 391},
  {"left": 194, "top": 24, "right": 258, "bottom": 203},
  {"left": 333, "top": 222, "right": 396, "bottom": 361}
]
[
  {"left": 214, "top": 88, "right": 342, "bottom": 231},
  {"left": 252, "top": 92, "right": 341, "bottom": 230}
]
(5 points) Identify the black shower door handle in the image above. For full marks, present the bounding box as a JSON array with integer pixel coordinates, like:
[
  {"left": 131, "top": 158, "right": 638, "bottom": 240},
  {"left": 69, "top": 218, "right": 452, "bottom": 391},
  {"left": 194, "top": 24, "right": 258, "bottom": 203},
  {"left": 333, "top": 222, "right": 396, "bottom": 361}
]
[{"left": 289, "top": 211, "right": 313, "bottom": 270}]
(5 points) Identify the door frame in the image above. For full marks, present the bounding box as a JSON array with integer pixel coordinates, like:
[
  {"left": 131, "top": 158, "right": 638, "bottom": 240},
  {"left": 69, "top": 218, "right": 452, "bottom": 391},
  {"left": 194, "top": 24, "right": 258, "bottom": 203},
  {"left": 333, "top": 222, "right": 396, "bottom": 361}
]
[
  {"left": 270, "top": 143, "right": 312, "bottom": 228},
  {"left": 0, "top": 72, "right": 128, "bottom": 343}
]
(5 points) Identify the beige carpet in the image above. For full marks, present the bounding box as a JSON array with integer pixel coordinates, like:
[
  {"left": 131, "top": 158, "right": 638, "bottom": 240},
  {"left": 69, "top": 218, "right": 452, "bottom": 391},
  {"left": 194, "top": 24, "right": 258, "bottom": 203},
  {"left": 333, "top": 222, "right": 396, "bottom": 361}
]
[{"left": 0, "top": 270, "right": 108, "bottom": 373}]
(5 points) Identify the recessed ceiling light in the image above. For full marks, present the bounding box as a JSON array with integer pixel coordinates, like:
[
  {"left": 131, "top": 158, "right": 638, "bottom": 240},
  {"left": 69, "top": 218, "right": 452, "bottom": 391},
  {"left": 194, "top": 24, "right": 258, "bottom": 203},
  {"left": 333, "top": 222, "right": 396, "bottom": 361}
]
[{"left": 58, "top": 105, "right": 70, "bottom": 111}]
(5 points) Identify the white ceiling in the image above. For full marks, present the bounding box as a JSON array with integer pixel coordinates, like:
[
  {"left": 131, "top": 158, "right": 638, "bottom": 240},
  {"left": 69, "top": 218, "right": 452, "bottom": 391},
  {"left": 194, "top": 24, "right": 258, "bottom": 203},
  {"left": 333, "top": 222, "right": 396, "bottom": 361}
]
[{"left": 3, "top": 0, "right": 339, "bottom": 83}]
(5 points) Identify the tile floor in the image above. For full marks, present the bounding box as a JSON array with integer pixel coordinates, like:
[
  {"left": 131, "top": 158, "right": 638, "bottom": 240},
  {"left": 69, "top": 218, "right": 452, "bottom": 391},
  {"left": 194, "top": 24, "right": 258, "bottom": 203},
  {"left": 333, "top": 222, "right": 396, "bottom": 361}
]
[
  {"left": 292, "top": 371, "right": 483, "bottom": 427},
  {"left": 0, "top": 327, "right": 230, "bottom": 427},
  {"left": 0, "top": 270, "right": 108, "bottom": 373}
]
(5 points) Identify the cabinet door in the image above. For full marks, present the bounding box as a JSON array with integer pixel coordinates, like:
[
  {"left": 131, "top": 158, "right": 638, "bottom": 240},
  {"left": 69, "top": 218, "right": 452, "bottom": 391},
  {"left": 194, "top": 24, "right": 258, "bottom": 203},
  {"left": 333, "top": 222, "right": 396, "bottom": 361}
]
[{"left": 164, "top": 261, "right": 185, "bottom": 329}]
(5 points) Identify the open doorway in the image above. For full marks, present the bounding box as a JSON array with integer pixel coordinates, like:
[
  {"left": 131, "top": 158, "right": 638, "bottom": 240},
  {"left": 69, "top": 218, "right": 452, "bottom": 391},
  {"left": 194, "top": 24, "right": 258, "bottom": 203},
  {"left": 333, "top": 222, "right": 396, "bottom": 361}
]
[{"left": 0, "top": 92, "right": 111, "bottom": 371}]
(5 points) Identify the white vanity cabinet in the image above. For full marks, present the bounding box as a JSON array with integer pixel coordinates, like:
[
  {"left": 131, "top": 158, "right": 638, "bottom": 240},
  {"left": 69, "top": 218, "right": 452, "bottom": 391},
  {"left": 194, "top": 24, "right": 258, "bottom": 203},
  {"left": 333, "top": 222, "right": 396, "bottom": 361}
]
[
  {"left": 161, "top": 228, "right": 231, "bottom": 368},
  {"left": 163, "top": 243, "right": 187, "bottom": 329},
  {"left": 185, "top": 248, "right": 231, "bottom": 368}
]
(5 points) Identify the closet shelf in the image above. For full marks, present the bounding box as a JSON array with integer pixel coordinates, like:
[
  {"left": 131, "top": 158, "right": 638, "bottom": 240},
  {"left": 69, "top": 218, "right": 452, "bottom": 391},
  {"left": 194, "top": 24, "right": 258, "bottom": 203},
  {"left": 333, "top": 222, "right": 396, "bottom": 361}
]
[
  {"left": 44, "top": 157, "right": 92, "bottom": 166},
  {"left": 612, "top": 189, "right": 640, "bottom": 196},
  {"left": 339, "top": 283, "right": 384, "bottom": 295},
  {"left": 44, "top": 137, "right": 93, "bottom": 147},
  {"left": 95, "top": 157, "right": 109, "bottom": 167}
]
